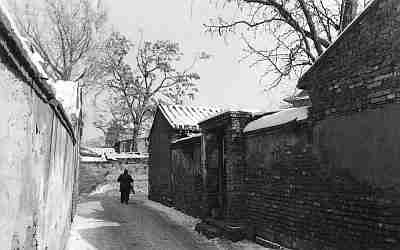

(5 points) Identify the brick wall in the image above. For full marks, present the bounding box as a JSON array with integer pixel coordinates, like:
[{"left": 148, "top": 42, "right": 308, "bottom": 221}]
[
  {"left": 294, "top": 0, "right": 400, "bottom": 249},
  {"left": 200, "top": 111, "right": 252, "bottom": 222},
  {"left": 299, "top": 0, "right": 400, "bottom": 120},
  {"left": 148, "top": 111, "right": 174, "bottom": 205},
  {"left": 223, "top": 114, "right": 251, "bottom": 222},
  {"left": 171, "top": 137, "right": 203, "bottom": 217},
  {"left": 245, "top": 124, "right": 309, "bottom": 246},
  {"left": 245, "top": 123, "right": 400, "bottom": 250}
]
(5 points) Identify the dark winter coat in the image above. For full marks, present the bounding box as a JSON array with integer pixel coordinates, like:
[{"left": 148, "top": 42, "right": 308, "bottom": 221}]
[{"left": 117, "top": 173, "right": 133, "bottom": 192}]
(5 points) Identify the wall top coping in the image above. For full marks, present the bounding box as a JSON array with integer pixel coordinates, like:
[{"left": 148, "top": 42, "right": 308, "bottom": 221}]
[
  {"left": 171, "top": 133, "right": 202, "bottom": 147},
  {"left": 244, "top": 106, "right": 310, "bottom": 133},
  {"left": 0, "top": 2, "right": 79, "bottom": 142},
  {"left": 198, "top": 110, "right": 257, "bottom": 128}
]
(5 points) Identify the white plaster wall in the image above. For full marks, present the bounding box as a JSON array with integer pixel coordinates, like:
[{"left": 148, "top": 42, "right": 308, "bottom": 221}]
[{"left": 0, "top": 62, "right": 78, "bottom": 250}]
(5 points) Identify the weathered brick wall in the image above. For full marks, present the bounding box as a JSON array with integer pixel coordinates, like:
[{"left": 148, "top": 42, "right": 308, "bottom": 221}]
[
  {"left": 293, "top": 0, "right": 400, "bottom": 249},
  {"left": 148, "top": 112, "right": 174, "bottom": 206},
  {"left": 171, "top": 138, "right": 203, "bottom": 217},
  {"left": 203, "top": 131, "right": 221, "bottom": 217},
  {"left": 201, "top": 112, "right": 252, "bottom": 222},
  {"left": 245, "top": 124, "right": 400, "bottom": 250},
  {"left": 245, "top": 125, "right": 309, "bottom": 244},
  {"left": 300, "top": 0, "right": 400, "bottom": 120},
  {"left": 223, "top": 115, "right": 250, "bottom": 222}
]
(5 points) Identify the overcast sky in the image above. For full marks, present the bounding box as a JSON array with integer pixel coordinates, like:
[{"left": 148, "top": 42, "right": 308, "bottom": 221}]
[{"left": 83, "top": 0, "right": 297, "bottom": 140}]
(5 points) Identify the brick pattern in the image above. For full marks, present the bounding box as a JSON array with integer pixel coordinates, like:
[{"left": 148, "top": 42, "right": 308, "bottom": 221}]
[
  {"left": 223, "top": 117, "right": 249, "bottom": 221},
  {"left": 246, "top": 142, "right": 400, "bottom": 250},
  {"left": 171, "top": 140, "right": 203, "bottom": 217},
  {"left": 201, "top": 112, "right": 253, "bottom": 222},
  {"left": 300, "top": 0, "right": 400, "bottom": 121},
  {"left": 203, "top": 132, "right": 221, "bottom": 217},
  {"left": 148, "top": 112, "right": 175, "bottom": 206}
]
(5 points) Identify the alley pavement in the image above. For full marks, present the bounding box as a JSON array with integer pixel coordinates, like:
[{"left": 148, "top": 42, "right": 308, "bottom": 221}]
[{"left": 66, "top": 192, "right": 222, "bottom": 250}]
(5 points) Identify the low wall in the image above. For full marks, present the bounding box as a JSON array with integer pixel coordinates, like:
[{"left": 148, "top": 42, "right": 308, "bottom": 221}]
[
  {"left": 245, "top": 124, "right": 310, "bottom": 243},
  {"left": 171, "top": 137, "right": 203, "bottom": 217},
  {"left": 79, "top": 158, "right": 148, "bottom": 195},
  {"left": 245, "top": 117, "right": 400, "bottom": 250},
  {"left": 0, "top": 62, "right": 79, "bottom": 249}
]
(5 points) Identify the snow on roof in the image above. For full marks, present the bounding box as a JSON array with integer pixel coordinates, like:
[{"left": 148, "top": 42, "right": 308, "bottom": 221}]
[
  {"left": 244, "top": 106, "right": 309, "bottom": 133},
  {"left": 80, "top": 156, "right": 107, "bottom": 163},
  {"left": 80, "top": 146, "right": 101, "bottom": 157},
  {"left": 159, "top": 104, "right": 223, "bottom": 131},
  {"left": 49, "top": 80, "right": 80, "bottom": 119},
  {"left": 172, "top": 133, "right": 202, "bottom": 144},
  {"left": 197, "top": 107, "right": 262, "bottom": 125},
  {"left": 106, "top": 152, "right": 149, "bottom": 160},
  {"left": 88, "top": 147, "right": 116, "bottom": 155},
  {"left": 0, "top": 2, "right": 78, "bottom": 141}
]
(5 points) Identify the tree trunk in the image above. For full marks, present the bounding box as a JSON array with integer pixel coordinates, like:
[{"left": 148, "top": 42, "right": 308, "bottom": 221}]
[
  {"left": 340, "top": 0, "right": 359, "bottom": 31},
  {"left": 131, "top": 125, "right": 140, "bottom": 152}
]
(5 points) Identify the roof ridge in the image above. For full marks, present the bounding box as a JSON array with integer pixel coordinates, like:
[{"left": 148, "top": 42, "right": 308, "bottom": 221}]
[
  {"left": 159, "top": 103, "right": 223, "bottom": 111},
  {"left": 157, "top": 103, "right": 224, "bottom": 131}
]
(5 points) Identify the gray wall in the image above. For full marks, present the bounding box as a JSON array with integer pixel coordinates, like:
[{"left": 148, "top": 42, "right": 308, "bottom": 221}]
[{"left": 0, "top": 62, "right": 79, "bottom": 250}]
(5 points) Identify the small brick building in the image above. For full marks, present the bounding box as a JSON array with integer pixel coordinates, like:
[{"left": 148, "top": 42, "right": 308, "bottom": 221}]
[{"left": 148, "top": 104, "right": 222, "bottom": 205}]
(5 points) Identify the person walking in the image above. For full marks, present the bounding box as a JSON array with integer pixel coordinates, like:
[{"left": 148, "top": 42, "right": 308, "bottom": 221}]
[{"left": 117, "top": 169, "right": 134, "bottom": 204}]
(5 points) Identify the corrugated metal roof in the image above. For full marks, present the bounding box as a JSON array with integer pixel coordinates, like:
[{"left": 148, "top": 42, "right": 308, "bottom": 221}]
[
  {"left": 244, "top": 106, "right": 309, "bottom": 133},
  {"left": 159, "top": 104, "right": 223, "bottom": 131}
]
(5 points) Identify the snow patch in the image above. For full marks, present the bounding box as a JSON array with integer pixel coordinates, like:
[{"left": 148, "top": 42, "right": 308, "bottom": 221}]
[
  {"left": 49, "top": 80, "right": 80, "bottom": 118},
  {"left": 143, "top": 199, "right": 201, "bottom": 230},
  {"left": 142, "top": 200, "right": 273, "bottom": 250},
  {"left": 159, "top": 104, "right": 224, "bottom": 131},
  {"left": 244, "top": 106, "right": 309, "bottom": 133},
  {"left": 172, "top": 133, "right": 202, "bottom": 144}
]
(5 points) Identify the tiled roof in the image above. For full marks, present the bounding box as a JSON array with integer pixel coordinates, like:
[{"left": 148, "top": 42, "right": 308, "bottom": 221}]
[
  {"left": 244, "top": 106, "right": 309, "bottom": 133},
  {"left": 159, "top": 104, "right": 223, "bottom": 131}
]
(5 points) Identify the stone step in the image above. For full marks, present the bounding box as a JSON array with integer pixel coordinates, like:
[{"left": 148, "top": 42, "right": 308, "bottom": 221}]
[{"left": 195, "top": 222, "right": 222, "bottom": 239}]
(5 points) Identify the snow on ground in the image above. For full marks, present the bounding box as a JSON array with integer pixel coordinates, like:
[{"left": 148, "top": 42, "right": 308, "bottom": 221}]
[
  {"left": 142, "top": 199, "right": 272, "bottom": 250},
  {"left": 89, "top": 181, "right": 148, "bottom": 197},
  {"left": 84, "top": 182, "right": 271, "bottom": 250}
]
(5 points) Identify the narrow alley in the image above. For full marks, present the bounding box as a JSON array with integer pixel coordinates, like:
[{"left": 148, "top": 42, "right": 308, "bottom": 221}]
[{"left": 66, "top": 189, "right": 269, "bottom": 250}]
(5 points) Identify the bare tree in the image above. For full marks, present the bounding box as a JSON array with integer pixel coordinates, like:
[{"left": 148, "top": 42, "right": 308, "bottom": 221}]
[
  {"left": 205, "top": 0, "right": 369, "bottom": 89},
  {"left": 92, "top": 95, "right": 130, "bottom": 137},
  {"left": 94, "top": 32, "right": 205, "bottom": 151},
  {"left": 10, "top": 0, "right": 107, "bottom": 82}
]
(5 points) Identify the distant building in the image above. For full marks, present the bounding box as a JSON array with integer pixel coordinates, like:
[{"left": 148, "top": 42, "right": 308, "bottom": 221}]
[{"left": 114, "top": 137, "right": 149, "bottom": 153}]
